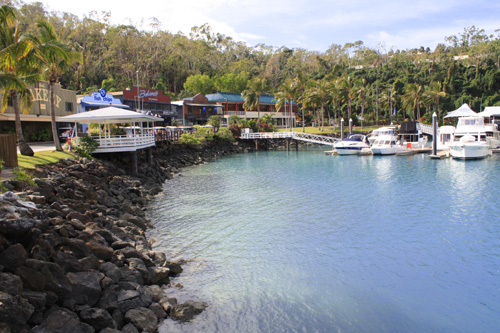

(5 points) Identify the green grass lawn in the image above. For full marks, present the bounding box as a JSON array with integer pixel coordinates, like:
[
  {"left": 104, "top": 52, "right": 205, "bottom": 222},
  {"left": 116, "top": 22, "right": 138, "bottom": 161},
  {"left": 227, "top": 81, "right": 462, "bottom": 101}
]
[{"left": 17, "top": 150, "right": 75, "bottom": 169}]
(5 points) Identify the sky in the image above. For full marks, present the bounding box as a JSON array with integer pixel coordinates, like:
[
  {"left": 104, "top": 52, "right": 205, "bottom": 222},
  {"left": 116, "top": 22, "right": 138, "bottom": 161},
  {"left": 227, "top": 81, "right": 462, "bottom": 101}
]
[{"left": 37, "top": 0, "right": 500, "bottom": 53}]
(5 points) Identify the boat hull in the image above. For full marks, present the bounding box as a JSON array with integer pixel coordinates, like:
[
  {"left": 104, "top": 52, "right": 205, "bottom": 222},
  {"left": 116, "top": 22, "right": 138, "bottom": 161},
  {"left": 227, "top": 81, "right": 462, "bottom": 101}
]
[{"left": 449, "top": 143, "right": 490, "bottom": 160}]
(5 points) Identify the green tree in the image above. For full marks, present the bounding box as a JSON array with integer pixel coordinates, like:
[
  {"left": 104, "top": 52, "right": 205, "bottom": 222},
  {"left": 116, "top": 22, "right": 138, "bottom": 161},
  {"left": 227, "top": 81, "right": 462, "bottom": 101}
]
[
  {"left": 207, "top": 114, "right": 220, "bottom": 132},
  {"left": 402, "top": 83, "right": 423, "bottom": 120},
  {"left": 242, "top": 77, "right": 267, "bottom": 130},
  {"left": 32, "top": 19, "right": 81, "bottom": 151},
  {"left": 183, "top": 74, "right": 215, "bottom": 95},
  {"left": 214, "top": 71, "right": 248, "bottom": 93},
  {"left": 0, "top": 5, "right": 38, "bottom": 156}
]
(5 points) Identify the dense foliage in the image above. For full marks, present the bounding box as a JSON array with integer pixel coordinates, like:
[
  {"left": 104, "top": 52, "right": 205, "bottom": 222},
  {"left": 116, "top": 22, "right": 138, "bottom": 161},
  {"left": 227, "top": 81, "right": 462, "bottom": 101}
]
[{"left": 3, "top": 1, "right": 500, "bottom": 126}]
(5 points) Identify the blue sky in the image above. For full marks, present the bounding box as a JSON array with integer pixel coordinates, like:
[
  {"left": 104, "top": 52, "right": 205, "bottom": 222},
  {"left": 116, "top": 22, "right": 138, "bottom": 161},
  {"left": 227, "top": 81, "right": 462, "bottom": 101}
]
[{"left": 40, "top": 0, "right": 500, "bottom": 52}]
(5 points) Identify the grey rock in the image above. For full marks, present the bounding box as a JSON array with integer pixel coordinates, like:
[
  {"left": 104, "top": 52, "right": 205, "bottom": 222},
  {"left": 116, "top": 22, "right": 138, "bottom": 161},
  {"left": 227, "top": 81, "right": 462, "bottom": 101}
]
[
  {"left": 0, "top": 272, "right": 22, "bottom": 295},
  {"left": 0, "top": 243, "right": 27, "bottom": 271},
  {"left": 66, "top": 271, "right": 102, "bottom": 306},
  {"left": 149, "top": 302, "right": 167, "bottom": 320},
  {"left": 15, "top": 266, "right": 46, "bottom": 291},
  {"left": 100, "top": 262, "right": 122, "bottom": 283},
  {"left": 147, "top": 266, "right": 170, "bottom": 284},
  {"left": 124, "top": 307, "right": 158, "bottom": 332},
  {"left": 120, "top": 323, "right": 139, "bottom": 333},
  {"left": 117, "top": 290, "right": 145, "bottom": 314},
  {"left": 29, "top": 308, "right": 94, "bottom": 333},
  {"left": 21, "top": 290, "right": 47, "bottom": 311},
  {"left": 171, "top": 300, "right": 207, "bottom": 322},
  {"left": 0, "top": 291, "right": 34, "bottom": 330},
  {"left": 79, "top": 307, "right": 116, "bottom": 331},
  {"left": 25, "top": 259, "right": 72, "bottom": 297}
]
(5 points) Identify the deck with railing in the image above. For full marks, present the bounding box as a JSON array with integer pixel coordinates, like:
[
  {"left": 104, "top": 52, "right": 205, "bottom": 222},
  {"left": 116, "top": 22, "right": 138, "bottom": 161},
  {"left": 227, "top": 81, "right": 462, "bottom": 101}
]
[
  {"left": 240, "top": 131, "right": 338, "bottom": 146},
  {"left": 89, "top": 134, "right": 155, "bottom": 153}
]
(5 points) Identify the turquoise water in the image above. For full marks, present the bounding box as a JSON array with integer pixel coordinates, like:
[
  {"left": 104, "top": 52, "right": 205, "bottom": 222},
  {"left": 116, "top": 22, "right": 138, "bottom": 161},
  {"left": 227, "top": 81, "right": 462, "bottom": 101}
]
[{"left": 148, "top": 149, "right": 500, "bottom": 332}]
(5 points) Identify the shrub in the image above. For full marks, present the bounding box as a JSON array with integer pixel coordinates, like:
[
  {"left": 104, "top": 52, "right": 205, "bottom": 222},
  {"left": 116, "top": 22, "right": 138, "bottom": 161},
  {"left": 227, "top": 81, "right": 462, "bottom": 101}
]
[
  {"left": 0, "top": 158, "right": 4, "bottom": 171},
  {"left": 228, "top": 126, "right": 241, "bottom": 137},
  {"left": 215, "top": 127, "right": 235, "bottom": 142},
  {"left": 179, "top": 133, "right": 202, "bottom": 145},
  {"left": 74, "top": 136, "right": 99, "bottom": 158},
  {"left": 30, "top": 127, "right": 51, "bottom": 142},
  {"left": 12, "top": 168, "right": 36, "bottom": 187}
]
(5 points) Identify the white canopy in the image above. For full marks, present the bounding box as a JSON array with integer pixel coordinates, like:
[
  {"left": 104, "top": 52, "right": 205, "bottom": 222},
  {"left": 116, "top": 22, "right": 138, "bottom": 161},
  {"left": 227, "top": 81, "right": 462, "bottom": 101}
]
[
  {"left": 477, "top": 106, "right": 500, "bottom": 118},
  {"left": 443, "top": 103, "right": 477, "bottom": 118},
  {"left": 59, "top": 107, "right": 160, "bottom": 124}
]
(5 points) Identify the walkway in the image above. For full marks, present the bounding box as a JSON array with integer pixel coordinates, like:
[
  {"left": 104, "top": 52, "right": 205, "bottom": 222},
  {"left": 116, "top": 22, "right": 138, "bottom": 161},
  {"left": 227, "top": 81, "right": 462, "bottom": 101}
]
[{"left": 240, "top": 132, "right": 338, "bottom": 146}]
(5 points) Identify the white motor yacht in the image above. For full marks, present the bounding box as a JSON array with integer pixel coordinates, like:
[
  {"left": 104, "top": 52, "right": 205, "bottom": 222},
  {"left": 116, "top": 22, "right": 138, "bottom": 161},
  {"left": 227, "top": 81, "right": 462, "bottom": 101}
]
[
  {"left": 397, "top": 121, "right": 428, "bottom": 149},
  {"left": 370, "top": 134, "right": 406, "bottom": 155},
  {"left": 335, "top": 134, "right": 370, "bottom": 155},
  {"left": 367, "top": 126, "right": 397, "bottom": 146},
  {"left": 448, "top": 116, "right": 490, "bottom": 160}
]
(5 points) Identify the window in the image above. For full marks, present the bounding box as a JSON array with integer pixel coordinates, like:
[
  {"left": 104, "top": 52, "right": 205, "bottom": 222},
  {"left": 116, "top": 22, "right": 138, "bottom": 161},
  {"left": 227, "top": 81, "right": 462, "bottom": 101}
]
[{"left": 65, "top": 102, "right": 73, "bottom": 112}]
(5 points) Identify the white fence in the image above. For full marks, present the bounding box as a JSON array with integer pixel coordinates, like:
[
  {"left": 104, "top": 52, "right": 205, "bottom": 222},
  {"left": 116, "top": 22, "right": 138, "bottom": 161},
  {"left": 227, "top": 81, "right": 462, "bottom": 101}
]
[
  {"left": 240, "top": 132, "right": 338, "bottom": 146},
  {"left": 89, "top": 134, "right": 156, "bottom": 153}
]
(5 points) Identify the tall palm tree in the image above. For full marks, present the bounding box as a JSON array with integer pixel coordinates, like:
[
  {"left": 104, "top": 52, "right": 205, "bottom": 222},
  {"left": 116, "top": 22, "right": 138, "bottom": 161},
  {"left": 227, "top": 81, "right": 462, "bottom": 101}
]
[
  {"left": 30, "top": 20, "right": 82, "bottom": 151},
  {"left": 291, "top": 71, "right": 307, "bottom": 132},
  {"left": 242, "top": 77, "right": 267, "bottom": 131},
  {"left": 402, "top": 83, "right": 423, "bottom": 121},
  {"left": 306, "top": 79, "right": 330, "bottom": 132},
  {"left": 339, "top": 75, "right": 355, "bottom": 120},
  {"left": 0, "top": 5, "right": 38, "bottom": 156},
  {"left": 275, "top": 78, "right": 294, "bottom": 130},
  {"left": 426, "top": 81, "right": 446, "bottom": 123},
  {"left": 354, "top": 78, "right": 367, "bottom": 128}
]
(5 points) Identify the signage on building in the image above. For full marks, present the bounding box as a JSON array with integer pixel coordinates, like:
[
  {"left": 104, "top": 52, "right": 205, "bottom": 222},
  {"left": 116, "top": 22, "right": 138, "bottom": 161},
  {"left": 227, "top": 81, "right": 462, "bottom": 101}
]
[
  {"left": 123, "top": 87, "right": 170, "bottom": 103},
  {"left": 30, "top": 86, "right": 62, "bottom": 108},
  {"left": 91, "top": 92, "right": 114, "bottom": 103}
]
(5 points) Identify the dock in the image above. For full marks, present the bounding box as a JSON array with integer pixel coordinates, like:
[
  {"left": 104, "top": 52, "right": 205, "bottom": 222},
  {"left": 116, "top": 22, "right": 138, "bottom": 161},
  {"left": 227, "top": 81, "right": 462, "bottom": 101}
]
[
  {"left": 396, "top": 147, "right": 432, "bottom": 156},
  {"left": 428, "top": 150, "right": 450, "bottom": 159}
]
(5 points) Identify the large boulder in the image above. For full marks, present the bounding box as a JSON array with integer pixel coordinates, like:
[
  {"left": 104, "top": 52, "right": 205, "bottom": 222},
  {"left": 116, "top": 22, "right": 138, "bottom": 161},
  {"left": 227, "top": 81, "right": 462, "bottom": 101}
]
[
  {"left": 18, "top": 141, "right": 34, "bottom": 157},
  {"left": 29, "top": 308, "right": 94, "bottom": 333},
  {"left": 0, "top": 272, "right": 22, "bottom": 295},
  {"left": 0, "top": 243, "right": 27, "bottom": 271},
  {"left": 0, "top": 291, "right": 34, "bottom": 331},
  {"left": 0, "top": 218, "right": 37, "bottom": 237},
  {"left": 117, "top": 290, "right": 146, "bottom": 314},
  {"left": 170, "top": 300, "right": 207, "bottom": 322},
  {"left": 25, "top": 259, "right": 72, "bottom": 297},
  {"left": 15, "top": 266, "right": 46, "bottom": 291},
  {"left": 66, "top": 271, "right": 102, "bottom": 306},
  {"left": 124, "top": 307, "right": 158, "bottom": 332},
  {"left": 79, "top": 307, "right": 116, "bottom": 331}
]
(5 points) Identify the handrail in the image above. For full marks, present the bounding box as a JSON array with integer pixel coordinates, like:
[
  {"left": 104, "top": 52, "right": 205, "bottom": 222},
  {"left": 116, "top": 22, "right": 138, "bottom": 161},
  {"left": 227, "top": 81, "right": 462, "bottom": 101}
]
[{"left": 241, "top": 131, "right": 338, "bottom": 146}]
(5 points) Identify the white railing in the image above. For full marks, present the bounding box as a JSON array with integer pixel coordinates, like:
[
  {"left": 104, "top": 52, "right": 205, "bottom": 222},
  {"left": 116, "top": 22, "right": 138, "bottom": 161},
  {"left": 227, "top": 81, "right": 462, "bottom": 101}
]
[
  {"left": 240, "top": 131, "right": 338, "bottom": 146},
  {"left": 86, "top": 134, "right": 155, "bottom": 153},
  {"left": 420, "top": 123, "right": 434, "bottom": 136}
]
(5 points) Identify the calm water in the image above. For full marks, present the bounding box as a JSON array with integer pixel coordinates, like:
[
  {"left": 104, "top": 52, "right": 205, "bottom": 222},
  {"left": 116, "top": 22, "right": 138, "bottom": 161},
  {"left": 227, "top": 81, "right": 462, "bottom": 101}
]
[{"left": 148, "top": 148, "right": 500, "bottom": 332}]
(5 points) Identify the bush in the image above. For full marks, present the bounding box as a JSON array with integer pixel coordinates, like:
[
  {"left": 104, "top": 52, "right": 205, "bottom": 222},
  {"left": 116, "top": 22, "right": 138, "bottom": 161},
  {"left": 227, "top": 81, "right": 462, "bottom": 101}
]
[
  {"left": 214, "top": 128, "right": 235, "bottom": 142},
  {"left": 0, "top": 158, "right": 4, "bottom": 171},
  {"left": 179, "top": 133, "right": 202, "bottom": 145},
  {"left": 12, "top": 168, "right": 36, "bottom": 187},
  {"left": 74, "top": 136, "right": 99, "bottom": 158},
  {"left": 228, "top": 126, "right": 241, "bottom": 137},
  {"left": 30, "top": 127, "right": 51, "bottom": 142}
]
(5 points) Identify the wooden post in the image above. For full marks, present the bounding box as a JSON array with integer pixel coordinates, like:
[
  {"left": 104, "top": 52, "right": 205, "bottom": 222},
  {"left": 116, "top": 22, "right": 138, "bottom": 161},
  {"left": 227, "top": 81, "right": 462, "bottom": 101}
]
[
  {"left": 131, "top": 152, "right": 138, "bottom": 175},
  {"left": 147, "top": 148, "right": 153, "bottom": 164},
  {"left": 295, "top": 139, "right": 299, "bottom": 151},
  {"left": 432, "top": 112, "right": 437, "bottom": 156},
  {"left": 0, "top": 134, "right": 18, "bottom": 167},
  {"left": 286, "top": 138, "right": 290, "bottom": 151},
  {"left": 255, "top": 140, "right": 258, "bottom": 151}
]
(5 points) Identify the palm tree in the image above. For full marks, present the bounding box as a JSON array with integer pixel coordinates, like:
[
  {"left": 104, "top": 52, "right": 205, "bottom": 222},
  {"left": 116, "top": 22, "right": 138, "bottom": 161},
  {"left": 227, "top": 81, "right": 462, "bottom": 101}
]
[
  {"left": 242, "top": 77, "right": 267, "bottom": 131},
  {"left": 275, "top": 78, "right": 294, "bottom": 130},
  {"left": 306, "top": 79, "right": 330, "bottom": 132},
  {"left": 402, "top": 83, "right": 423, "bottom": 121},
  {"left": 30, "top": 20, "right": 82, "bottom": 151},
  {"left": 291, "top": 71, "right": 307, "bottom": 132},
  {"left": 425, "top": 81, "right": 446, "bottom": 123},
  {"left": 354, "top": 78, "right": 367, "bottom": 128},
  {"left": 0, "top": 5, "right": 38, "bottom": 156},
  {"left": 339, "top": 75, "right": 355, "bottom": 120}
]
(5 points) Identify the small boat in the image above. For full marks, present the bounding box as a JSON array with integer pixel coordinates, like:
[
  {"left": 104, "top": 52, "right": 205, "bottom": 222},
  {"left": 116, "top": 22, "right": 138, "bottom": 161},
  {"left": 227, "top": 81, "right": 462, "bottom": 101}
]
[
  {"left": 367, "top": 126, "right": 397, "bottom": 145},
  {"left": 448, "top": 116, "right": 490, "bottom": 160},
  {"left": 370, "top": 134, "right": 406, "bottom": 155},
  {"left": 335, "top": 134, "right": 369, "bottom": 155},
  {"left": 397, "top": 121, "right": 428, "bottom": 149}
]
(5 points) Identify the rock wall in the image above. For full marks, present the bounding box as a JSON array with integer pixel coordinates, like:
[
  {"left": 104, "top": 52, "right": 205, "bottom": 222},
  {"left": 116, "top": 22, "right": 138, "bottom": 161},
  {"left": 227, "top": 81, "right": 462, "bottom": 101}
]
[{"left": 0, "top": 140, "right": 254, "bottom": 332}]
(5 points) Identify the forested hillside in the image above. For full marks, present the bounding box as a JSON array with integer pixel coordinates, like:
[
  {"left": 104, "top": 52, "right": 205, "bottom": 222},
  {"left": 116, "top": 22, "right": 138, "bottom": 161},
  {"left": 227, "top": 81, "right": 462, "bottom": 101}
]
[{"left": 5, "top": 0, "right": 500, "bottom": 125}]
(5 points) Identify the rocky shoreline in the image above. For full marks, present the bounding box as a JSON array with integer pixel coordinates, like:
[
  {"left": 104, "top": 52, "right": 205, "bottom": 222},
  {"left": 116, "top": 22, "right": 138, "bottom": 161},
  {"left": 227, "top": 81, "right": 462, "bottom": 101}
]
[{"left": 0, "top": 140, "right": 261, "bottom": 333}]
